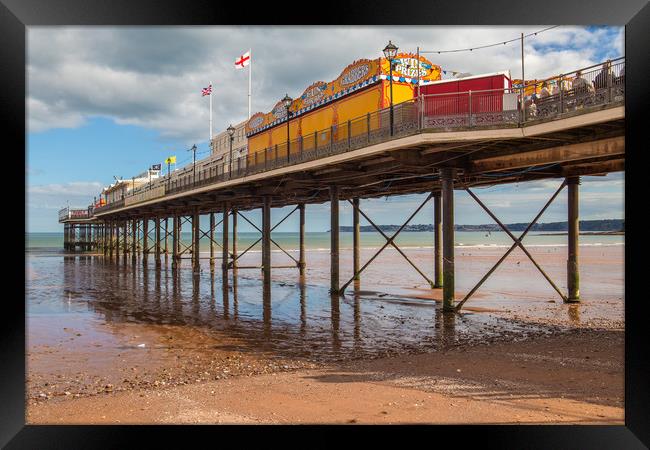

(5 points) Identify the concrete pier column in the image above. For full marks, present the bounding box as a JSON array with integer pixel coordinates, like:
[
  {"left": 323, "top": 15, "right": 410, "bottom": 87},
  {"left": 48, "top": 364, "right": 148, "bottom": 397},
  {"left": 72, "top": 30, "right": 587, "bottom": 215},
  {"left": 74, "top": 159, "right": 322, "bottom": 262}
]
[
  {"left": 262, "top": 196, "right": 272, "bottom": 287},
  {"left": 232, "top": 208, "right": 238, "bottom": 274},
  {"left": 154, "top": 217, "right": 161, "bottom": 266},
  {"left": 330, "top": 186, "right": 340, "bottom": 295},
  {"left": 192, "top": 209, "right": 200, "bottom": 274},
  {"left": 209, "top": 213, "right": 215, "bottom": 271},
  {"left": 171, "top": 215, "right": 178, "bottom": 270},
  {"left": 299, "top": 203, "right": 306, "bottom": 276},
  {"left": 441, "top": 168, "right": 456, "bottom": 312},
  {"left": 222, "top": 204, "right": 230, "bottom": 276},
  {"left": 433, "top": 193, "right": 443, "bottom": 288},
  {"left": 567, "top": 176, "right": 580, "bottom": 302},
  {"left": 352, "top": 198, "right": 360, "bottom": 281}
]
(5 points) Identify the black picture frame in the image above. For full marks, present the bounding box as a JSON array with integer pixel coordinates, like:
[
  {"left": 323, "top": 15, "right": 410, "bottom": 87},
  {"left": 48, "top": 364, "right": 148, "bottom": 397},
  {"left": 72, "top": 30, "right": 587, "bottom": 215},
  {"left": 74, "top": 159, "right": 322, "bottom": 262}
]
[{"left": 5, "top": 0, "right": 648, "bottom": 447}]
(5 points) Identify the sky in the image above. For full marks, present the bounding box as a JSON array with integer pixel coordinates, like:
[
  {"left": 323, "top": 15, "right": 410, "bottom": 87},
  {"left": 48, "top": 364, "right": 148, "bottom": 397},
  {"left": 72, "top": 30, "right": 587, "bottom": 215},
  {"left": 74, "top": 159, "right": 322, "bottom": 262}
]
[{"left": 26, "top": 26, "right": 625, "bottom": 232}]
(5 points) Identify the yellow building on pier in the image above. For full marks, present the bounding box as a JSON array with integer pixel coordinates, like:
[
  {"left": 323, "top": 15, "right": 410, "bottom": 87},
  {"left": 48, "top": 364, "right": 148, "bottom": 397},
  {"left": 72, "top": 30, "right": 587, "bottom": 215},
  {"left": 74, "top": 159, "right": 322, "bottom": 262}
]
[{"left": 245, "top": 53, "right": 441, "bottom": 165}]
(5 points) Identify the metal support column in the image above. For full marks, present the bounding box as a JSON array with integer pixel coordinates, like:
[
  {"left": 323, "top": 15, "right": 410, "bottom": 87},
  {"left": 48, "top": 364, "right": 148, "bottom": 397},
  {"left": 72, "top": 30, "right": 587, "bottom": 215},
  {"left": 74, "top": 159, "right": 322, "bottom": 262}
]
[
  {"left": 155, "top": 217, "right": 161, "bottom": 266},
  {"left": 330, "top": 186, "right": 340, "bottom": 294},
  {"left": 192, "top": 209, "right": 200, "bottom": 274},
  {"left": 299, "top": 203, "right": 306, "bottom": 276},
  {"left": 63, "top": 224, "right": 69, "bottom": 251},
  {"left": 433, "top": 193, "right": 443, "bottom": 288},
  {"left": 108, "top": 222, "right": 114, "bottom": 257},
  {"left": 171, "top": 215, "right": 178, "bottom": 270},
  {"left": 262, "top": 196, "right": 271, "bottom": 287},
  {"left": 352, "top": 198, "right": 360, "bottom": 281},
  {"left": 164, "top": 218, "right": 169, "bottom": 256},
  {"left": 122, "top": 220, "right": 128, "bottom": 257},
  {"left": 567, "top": 176, "right": 580, "bottom": 302},
  {"left": 131, "top": 219, "right": 137, "bottom": 262},
  {"left": 441, "top": 168, "right": 456, "bottom": 311},
  {"left": 222, "top": 204, "right": 230, "bottom": 275},
  {"left": 232, "top": 208, "right": 238, "bottom": 274},
  {"left": 142, "top": 218, "right": 149, "bottom": 265},
  {"left": 209, "top": 213, "right": 215, "bottom": 271},
  {"left": 115, "top": 222, "right": 120, "bottom": 258}
]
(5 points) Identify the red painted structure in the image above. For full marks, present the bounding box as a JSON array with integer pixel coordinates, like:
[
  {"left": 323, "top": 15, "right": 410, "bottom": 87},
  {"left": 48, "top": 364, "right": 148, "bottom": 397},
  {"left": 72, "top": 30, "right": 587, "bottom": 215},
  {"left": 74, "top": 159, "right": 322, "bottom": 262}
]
[{"left": 418, "top": 71, "right": 515, "bottom": 116}]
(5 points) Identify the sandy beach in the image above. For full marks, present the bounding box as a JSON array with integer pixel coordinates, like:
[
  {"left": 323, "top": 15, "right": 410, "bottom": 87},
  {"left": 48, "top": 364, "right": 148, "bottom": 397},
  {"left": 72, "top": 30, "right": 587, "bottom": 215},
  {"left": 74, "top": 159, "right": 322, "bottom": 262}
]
[{"left": 26, "top": 244, "right": 624, "bottom": 424}]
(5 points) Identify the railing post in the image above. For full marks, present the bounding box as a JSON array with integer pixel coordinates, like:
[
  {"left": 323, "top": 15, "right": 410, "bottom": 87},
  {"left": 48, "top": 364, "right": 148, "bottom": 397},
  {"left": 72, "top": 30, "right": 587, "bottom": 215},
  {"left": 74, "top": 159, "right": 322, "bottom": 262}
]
[
  {"left": 314, "top": 130, "right": 318, "bottom": 153},
  {"left": 607, "top": 64, "right": 612, "bottom": 103},
  {"left": 275, "top": 144, "right": 278, "bottom": 166},
  {"left": 559, "top": 75, "right": 564, "bottom": 114},
  {"left": 468, "top": 90, "right": 473, "bottom": 127},
  {"left": 330, "top": 126, "right": 334, "bottom": 153}
]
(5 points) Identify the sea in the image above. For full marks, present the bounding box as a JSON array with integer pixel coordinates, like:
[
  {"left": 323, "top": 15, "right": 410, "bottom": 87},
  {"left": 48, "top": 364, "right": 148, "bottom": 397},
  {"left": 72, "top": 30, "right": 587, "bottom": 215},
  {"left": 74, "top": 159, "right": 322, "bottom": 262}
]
[{"left": 26, "top": 231, "right": 624, "bottom": 254}]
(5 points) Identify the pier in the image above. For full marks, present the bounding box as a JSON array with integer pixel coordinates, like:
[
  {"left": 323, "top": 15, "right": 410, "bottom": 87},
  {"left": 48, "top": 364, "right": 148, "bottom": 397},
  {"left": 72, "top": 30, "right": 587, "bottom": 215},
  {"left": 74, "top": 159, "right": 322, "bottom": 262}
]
[{"left": 59, "top": 58, "right": 625, "bottom": 312}]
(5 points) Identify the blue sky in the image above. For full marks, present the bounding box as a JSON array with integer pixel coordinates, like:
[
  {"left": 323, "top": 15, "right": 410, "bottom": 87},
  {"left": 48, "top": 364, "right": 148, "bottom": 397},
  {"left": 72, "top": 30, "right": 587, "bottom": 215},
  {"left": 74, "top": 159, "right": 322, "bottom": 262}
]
[{"left": 26, "top": 26, "right": 624, "bottom": 232}]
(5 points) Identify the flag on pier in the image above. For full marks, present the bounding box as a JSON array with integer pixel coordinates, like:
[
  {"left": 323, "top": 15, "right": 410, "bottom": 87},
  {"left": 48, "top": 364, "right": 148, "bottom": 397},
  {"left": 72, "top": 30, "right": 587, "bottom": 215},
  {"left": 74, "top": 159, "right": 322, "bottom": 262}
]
[
  {"left": 165, "top": 156, "right": 176, "bottom": 164},
  {"left": 235, "top": 51, "right": 250, "bottom": 69},
  {"left": 235, "top": 50, "right": 253, "bottom": 119},
  {"left": 201, "top": 84, "right": 212, "bottom": 96}
]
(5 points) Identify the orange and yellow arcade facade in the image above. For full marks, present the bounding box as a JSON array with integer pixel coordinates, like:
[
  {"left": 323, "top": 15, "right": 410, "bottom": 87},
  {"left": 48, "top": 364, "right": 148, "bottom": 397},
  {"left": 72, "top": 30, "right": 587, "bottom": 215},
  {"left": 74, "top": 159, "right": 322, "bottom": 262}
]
[{"left": 245, "top": 53, "right": 441, "bottom": 164}]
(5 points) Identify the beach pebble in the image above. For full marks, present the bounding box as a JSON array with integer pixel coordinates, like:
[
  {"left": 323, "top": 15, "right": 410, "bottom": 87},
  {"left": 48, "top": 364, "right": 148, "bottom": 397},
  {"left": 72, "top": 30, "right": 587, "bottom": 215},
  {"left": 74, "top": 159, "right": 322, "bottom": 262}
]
[{"left": 137, "top": 343, "right": 146, "bottom": 348}]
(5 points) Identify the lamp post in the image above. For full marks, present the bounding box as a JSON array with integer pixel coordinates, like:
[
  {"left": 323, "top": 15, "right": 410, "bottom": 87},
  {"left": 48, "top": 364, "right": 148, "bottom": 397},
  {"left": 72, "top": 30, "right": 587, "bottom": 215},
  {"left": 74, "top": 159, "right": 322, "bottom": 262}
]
[
  {"left": 227, "top": 124, "right": 235, "bottom": 177},
  {"left": 188, "top": 144, "right": 197, "bottom": 185},
  {"left": 383, "top": 40, "right": 398, "bottom": 136},
  {"left": 282, "top": 94, "right": 293, "bottom": 162}
]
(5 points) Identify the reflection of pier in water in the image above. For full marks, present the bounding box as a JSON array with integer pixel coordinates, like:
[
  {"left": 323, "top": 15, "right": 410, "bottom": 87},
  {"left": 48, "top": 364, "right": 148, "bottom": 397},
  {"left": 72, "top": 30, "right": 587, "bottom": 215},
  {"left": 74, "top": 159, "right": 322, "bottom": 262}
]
[{"left": 59, "top": 255, "right": 549, "bottom": 361}]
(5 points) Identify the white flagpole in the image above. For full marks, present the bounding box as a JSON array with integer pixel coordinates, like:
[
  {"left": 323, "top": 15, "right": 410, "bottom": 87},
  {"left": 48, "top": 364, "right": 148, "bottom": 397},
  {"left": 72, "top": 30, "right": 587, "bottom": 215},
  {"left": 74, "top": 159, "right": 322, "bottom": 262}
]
[
  {"left": 248, "top": 49, "right": 252, "bottom": 119},
  {"left": 209, "top": 80, "right": 213, "bottom": 146}
]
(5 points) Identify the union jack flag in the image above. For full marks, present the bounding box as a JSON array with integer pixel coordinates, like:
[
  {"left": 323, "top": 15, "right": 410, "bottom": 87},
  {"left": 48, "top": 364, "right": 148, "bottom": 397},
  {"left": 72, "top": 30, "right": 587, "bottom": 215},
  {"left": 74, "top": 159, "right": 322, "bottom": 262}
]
[{"left": 201, "top": 84, "right": 212, "bottom": 96}]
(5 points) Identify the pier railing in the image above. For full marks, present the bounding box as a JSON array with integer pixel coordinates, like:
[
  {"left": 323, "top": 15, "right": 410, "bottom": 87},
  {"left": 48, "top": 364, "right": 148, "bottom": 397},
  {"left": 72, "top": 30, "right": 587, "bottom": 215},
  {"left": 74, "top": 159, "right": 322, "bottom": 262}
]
[
  {"left": 93, "top": 57, "right": 624, "bottom": 214},
  {"left": 58, "top": 207, "right": 93, "bottom": 222}
]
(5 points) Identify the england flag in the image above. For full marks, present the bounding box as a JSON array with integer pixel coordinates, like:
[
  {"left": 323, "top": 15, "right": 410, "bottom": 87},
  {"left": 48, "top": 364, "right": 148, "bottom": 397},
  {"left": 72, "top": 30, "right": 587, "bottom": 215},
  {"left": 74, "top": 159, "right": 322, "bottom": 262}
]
[{"left": 235, "top": 51, "right": 251, "bottom": 69}]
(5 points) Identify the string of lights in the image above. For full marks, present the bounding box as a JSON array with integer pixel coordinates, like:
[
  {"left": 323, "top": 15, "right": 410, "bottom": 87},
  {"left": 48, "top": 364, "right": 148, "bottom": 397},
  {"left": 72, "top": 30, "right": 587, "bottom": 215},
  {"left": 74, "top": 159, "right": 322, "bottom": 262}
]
[{"left": 421, "top": 26, "right": 560, "bottom": 55}]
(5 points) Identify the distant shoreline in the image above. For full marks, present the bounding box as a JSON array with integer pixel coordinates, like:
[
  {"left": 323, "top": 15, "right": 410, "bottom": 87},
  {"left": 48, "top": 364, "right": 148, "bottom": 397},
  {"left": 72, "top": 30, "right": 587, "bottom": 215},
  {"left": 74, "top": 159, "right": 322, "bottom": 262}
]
[
  {"left": 534, "top": 231, "right": 624, "bottom": 236},
  {"left": 338, "top": 219, "right": 624, "bottom": 234}
]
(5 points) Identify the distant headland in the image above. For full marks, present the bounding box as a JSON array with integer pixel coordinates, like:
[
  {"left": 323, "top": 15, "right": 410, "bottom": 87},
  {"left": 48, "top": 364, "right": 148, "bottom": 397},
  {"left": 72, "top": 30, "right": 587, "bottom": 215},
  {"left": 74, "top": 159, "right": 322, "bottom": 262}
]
[{"left": 338, "top": 219, "right": 624, "bottom": 233}]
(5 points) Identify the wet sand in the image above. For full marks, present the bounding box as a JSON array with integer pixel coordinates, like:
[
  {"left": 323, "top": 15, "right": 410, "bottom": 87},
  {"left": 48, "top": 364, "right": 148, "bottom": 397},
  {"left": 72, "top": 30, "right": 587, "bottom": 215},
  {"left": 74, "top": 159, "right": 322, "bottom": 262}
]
[{"left": 26, "top": 244, "right": 624, "bottom": 424}]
